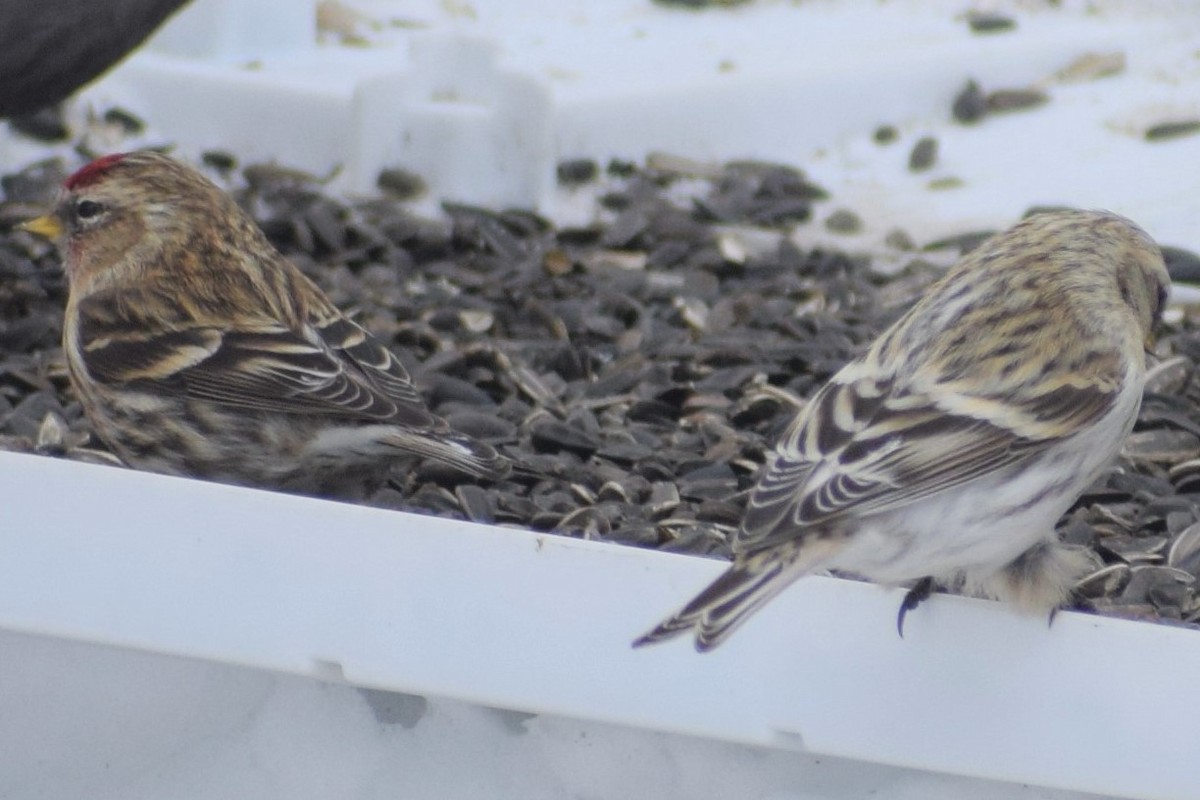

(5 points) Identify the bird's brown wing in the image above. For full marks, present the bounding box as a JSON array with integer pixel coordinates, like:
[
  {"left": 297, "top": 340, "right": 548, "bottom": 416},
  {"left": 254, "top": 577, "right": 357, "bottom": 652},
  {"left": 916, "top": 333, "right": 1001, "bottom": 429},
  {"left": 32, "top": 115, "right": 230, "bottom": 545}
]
[
  {"left": 306, "top": 310, "right": 432, "bottom": 414},
  {"left": 735, "top": 367, "right": 1122, "bottom": 553},
  {"left": 74, "top": 290, "right": 437, "bottom": 427}
]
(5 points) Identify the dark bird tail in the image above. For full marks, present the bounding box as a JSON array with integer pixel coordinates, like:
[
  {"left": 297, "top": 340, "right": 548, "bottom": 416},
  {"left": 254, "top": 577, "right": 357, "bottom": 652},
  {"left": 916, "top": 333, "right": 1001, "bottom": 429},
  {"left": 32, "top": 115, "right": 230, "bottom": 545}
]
[
  {"left": 633, "top": 540, "right": 823, "bottom": 652},
  {"left": 388, "top": 430, "right": 511, "bottom": 481}
]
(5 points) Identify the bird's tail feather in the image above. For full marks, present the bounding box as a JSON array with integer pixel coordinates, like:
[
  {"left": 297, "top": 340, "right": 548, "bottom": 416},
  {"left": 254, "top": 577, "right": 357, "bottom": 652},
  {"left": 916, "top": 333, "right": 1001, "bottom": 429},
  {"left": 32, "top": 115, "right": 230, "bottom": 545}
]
[
  {"left": 633, "top": 539, "right": 832, "bottom": 652},
  {"left": 385, "top": 430, "right": 510, "bottom": 481}
]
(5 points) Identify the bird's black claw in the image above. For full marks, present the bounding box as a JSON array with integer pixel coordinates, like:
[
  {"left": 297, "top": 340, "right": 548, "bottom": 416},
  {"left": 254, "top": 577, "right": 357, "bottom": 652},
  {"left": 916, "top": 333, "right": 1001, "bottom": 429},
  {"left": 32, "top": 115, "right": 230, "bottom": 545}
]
[{"left": 896, "top": 576, "right": 935, "bottom": 638}]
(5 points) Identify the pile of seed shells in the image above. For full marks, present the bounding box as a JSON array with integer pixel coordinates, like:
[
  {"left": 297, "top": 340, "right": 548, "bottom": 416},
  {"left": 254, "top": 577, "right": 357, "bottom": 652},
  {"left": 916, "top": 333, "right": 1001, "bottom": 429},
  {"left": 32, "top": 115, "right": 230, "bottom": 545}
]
[{"left": 2, "top": 150, "right": 1199, "bottom": 629}]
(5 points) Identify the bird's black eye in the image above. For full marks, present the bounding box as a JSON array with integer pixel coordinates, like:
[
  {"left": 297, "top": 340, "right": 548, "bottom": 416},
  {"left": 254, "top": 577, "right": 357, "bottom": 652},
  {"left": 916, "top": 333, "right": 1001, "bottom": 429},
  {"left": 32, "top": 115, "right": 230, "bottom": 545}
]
[{"left": 75, "top": 199, "right": 104, "bottom": 220}]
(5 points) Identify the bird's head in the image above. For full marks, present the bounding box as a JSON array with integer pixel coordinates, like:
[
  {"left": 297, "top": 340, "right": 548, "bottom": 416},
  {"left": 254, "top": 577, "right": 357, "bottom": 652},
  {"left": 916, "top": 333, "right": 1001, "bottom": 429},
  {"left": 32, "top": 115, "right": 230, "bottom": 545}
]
[{"left": 19, "top": 150, "right": 267, "bottom": 301}]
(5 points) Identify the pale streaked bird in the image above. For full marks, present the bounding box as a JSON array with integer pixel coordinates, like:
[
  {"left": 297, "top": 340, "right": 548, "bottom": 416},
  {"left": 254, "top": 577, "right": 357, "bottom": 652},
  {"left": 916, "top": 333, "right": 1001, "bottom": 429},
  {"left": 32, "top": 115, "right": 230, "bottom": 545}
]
[{"left": 635, "top": 209, "right": 1169, "bottom": 651}]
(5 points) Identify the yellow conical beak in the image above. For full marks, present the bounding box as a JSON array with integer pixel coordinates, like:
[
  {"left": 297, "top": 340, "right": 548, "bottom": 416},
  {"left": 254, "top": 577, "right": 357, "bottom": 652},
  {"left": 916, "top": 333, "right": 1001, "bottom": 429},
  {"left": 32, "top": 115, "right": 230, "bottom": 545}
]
[{"left": 18, "top": 214, "right": 64, "bottom": 239}]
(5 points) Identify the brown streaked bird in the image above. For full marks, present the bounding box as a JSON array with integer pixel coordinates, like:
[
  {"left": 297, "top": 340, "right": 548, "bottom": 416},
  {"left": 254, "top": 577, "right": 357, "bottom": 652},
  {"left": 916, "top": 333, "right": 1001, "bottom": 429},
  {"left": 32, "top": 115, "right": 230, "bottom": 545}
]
[
  {"left": 21, "top": 150, "right": 509, "bottom": 499},
  {"left": 635, "top": 209, "right": 1169, "bottom": 651}
]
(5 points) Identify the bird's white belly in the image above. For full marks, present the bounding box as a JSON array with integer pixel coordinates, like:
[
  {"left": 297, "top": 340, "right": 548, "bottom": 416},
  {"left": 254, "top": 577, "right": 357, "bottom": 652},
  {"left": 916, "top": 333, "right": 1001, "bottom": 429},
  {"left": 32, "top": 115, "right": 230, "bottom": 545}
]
[
  {"left": 826, "top": 391, "right": 1137, "bottom": 585},
  {"left": 831, "top": 469, "right": 1076, "bottom": 584}
]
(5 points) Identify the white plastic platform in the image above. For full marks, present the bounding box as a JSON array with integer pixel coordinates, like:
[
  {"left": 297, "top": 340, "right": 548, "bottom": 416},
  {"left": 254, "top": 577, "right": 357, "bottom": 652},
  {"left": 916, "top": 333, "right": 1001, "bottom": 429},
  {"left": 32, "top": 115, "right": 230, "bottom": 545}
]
[{"left": 2, "top": 451, "right": 1198, "bottom": 799}]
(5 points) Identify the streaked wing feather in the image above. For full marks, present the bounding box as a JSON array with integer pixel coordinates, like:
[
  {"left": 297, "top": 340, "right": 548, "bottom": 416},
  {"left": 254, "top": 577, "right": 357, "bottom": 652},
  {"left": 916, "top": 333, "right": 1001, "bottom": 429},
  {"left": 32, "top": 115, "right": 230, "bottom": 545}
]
[
  {"left": 178, "top": 331, "right": 404, "bottom": 419},
  {"left": 76, "top": 293, "right": 437, "bottom": 427},
  {"left": 314, "top": 316, "right": 428, "bottom": 410},
  {"left": 736, "top": 372, "right": 1119, "bottom": 553},
  {"left": 81, "top": 327, "right": 221, "bottom": 385}
]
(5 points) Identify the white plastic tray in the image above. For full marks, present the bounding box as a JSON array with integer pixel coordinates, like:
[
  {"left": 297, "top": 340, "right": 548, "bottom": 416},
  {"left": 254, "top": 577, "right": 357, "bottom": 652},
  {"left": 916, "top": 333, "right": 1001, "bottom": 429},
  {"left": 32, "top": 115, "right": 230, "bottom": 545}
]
[{"left": 2, "top": 450, "right": 1197, "bottom": 799}]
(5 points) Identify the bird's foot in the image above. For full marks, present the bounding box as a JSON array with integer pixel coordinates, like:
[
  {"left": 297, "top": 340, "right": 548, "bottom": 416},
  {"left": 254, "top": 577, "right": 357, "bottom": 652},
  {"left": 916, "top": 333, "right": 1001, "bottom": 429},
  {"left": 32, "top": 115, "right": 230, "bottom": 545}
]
[{"left": 896, "top": 576, "right": 935, "bottom": 638}]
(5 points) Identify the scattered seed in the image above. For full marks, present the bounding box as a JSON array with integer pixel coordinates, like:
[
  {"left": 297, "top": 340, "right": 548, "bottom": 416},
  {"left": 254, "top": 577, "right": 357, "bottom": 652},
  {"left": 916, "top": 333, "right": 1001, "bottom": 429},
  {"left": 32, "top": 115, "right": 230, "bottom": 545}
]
[
  {"left": 557, "top": 159, "right": 599, "bottom": 186},
  {"left": 926, "top": 176, "right": 965, "bottom": 191},
  {"left": 922, "top": 229, "right": 997, "bottom": 255},
  {"left": 873, "top": 125, "right": 899, "bottom": 145},
  {"left": 986, "top": 88, "right": 1049, "bottom": 114},
  {"left": 455, "top": 484, "right": 495, "bottom": 523},
  {"left": 1051, "top": 52, "right": 1126, "bottom": 84},
  {"left": 102, "top": 107, "right": 146, "bottom": 134},
  {"left": 377, "top": 167, "right": 427, "bottom": 200},
  {"left": 952, "top": 80, "right": 988, "bottom": 124},
  {"left": 883, "top": 229, "right": 917, "bottom": 251},
  {"left": 966, "top": 10, "right": 1016, "bottom": 33},
  {"left": 1162, "top": 246, "right": 1200, "bottom": 283},
  {"left": 201, "top": 150, "right": 239, "bottom": 173},
  {"left": 908, "top": 136, "right": 938, "bottom": 171},
  {"left": 824, "top": 209, "right": 863, "bottom": 235},
  {"left": 1145, "top": 120, "right": 1200, "bottom": 142},
  {"left": 1123, "top": 429, "right": 1200, "bottom": 464}
]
